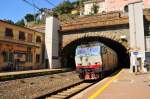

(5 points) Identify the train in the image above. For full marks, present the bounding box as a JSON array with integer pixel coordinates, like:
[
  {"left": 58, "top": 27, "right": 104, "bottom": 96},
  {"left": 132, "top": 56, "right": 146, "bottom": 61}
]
[{"left": 75, "top": 42, "right": 118, "bottom": 80}]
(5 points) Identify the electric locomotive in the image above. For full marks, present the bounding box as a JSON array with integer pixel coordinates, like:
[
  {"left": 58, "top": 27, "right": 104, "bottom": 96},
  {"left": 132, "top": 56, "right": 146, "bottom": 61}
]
[{"left": 75, "top": 42, "right": 118, "bottom": 80}]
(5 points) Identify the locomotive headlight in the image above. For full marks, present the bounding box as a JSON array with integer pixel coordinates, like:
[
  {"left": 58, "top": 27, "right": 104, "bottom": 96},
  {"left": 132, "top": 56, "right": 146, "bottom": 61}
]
[
  {"left": 95, "top": 62, "right": 100, "bottom": 64},
  {"left": 95, "top": 62, "right": 101, "bottom": 66}
]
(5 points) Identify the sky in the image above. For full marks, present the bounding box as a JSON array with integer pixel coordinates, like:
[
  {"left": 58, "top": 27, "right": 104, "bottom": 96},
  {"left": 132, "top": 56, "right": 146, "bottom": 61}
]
[{"left": 0, "top": 0, "right": 76, "bottom": 22}]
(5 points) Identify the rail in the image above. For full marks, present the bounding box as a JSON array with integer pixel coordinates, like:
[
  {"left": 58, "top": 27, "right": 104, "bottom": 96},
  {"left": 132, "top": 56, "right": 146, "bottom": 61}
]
[{"left": 37, "top": 80, "right": 97, "bottom": 99}]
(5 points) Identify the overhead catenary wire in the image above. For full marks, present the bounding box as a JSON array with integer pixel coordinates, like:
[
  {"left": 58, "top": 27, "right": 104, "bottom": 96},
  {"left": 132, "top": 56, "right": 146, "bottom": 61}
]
[
  {"left": 44, "top": 0, "right": 56, "bottom": 7},
  {"left": 22, "top": 0, "right": 79, "bottom": 21},
  {"left": 22, "top": 0, "right": 56, "bottom": 14},
  {"left": 32, "top": 0, "right": 36, "bottom": 22},
  {"left": 22, "top": 0, "right": 41, "bottom": 10}
]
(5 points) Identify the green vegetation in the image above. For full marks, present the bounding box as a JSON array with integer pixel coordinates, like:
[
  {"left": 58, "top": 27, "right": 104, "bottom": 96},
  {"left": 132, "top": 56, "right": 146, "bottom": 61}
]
[
  {"left": 24, "top": 14, "right": 35, "bottom": 22},
  {"left": 15, "top": 0, "right": 88, "bottom": 26},
  {"left": 53, "top": 1, "right": 74, "bottom": 15},
  {"left": 92, "top": 4, "right": 99, "bottom": 14},
  {"left": 4, "top": 19, "right": 14, "bottom": 24},
  {"left": 15, "top": 19, "right": 25, "bottom": 26}
]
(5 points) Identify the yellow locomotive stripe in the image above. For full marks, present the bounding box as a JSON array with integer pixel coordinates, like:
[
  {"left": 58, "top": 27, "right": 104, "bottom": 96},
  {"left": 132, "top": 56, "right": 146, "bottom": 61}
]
[{"left": 89, "top": 69, "right": 124, "bottom": 99}]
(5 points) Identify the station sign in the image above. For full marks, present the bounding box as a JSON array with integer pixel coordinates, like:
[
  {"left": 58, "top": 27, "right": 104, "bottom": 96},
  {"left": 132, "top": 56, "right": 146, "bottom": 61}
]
[
  {"left": 131, "top": 51, "right": 145, "bottom": 59},
  {"left": 133, "top": 51, "right": 138, "bottom": 56}
]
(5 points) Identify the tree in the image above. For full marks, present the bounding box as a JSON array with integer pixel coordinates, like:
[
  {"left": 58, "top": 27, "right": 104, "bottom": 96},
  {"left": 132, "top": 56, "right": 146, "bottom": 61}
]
[
  {"left": 92, "top": 4, "right": 99, "bottom": 14},
  {"left": 53, "top": 1, "right": 73, "bottom": 15},
  {"left": 4, "top": 19, "right": 14, "bottom": 24},
  {"left": 15, "top": 19, "right": 25, "bottom": 26},
  {"left": 24, "top": 14, "right": 35, "bottom": 22}
]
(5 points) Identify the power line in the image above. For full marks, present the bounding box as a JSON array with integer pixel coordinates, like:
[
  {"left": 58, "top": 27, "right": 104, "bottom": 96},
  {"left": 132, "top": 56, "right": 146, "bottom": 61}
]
[
  {"left": 22, "top": 0, "right": 41, "bottom": 10},
  {"left": 44, "top": 0, "right": 56, "bottom": 7}
]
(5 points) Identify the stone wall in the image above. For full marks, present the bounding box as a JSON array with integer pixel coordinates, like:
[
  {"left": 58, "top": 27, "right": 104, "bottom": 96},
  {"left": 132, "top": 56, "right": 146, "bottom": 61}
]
[{"left": 61, "top": 25, "right": 129, "bottom": 50}]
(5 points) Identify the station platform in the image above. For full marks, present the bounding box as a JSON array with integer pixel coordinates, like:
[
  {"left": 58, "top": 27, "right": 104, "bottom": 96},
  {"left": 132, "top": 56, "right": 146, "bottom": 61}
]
[
  {"left": 72, "top": 69, "right": 150, "bottom": 99},
  {"left": 0, "top": 68, "right": 71, "bottom": 81}
]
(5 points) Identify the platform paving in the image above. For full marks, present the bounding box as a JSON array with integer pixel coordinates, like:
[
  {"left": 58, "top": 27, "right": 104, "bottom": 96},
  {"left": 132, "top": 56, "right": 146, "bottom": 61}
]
[{"left": 72, "top": 69, "right": 150, "bottom": 99}]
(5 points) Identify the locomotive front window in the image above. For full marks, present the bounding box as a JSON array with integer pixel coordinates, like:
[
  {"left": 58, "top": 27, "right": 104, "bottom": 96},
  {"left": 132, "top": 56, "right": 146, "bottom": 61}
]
[
  {"left": 76, "top": 46, "right": 100, "bottom": 56},
  {"left": 89, "top": 46, "right": 100, "bottom": 56},
  {"left": 76, "top": 48, "right": 88, "bottom": 56}
]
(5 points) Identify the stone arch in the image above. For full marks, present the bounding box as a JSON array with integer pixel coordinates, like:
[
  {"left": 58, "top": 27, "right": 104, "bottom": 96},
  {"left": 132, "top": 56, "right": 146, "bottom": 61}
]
[
  {"left": 62, "top": 30, "right": 129, "bottom": 49},
  {"left": 61, "top": 36, "right": 130, "bottom": 69}
]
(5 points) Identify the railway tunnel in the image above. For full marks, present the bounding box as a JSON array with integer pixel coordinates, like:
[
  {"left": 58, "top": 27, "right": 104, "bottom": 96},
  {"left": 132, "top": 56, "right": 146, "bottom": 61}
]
[{"left": 61, "top": 36, "right": 130, "bottom": 69}]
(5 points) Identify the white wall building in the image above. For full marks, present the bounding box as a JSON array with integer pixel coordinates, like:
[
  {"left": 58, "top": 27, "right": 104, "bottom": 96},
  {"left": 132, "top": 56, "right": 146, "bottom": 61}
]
[
  {"left": 83, "top": 0, "right": 150, "bottom": 15},
  {"left": 83, "top": 0, "right": 106, "bottom": 15}
]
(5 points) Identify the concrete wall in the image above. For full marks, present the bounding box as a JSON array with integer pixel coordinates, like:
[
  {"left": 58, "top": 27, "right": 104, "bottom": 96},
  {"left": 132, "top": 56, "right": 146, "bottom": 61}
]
[
  {"left": 84, "top": 2, "right": 93, "bottom": 15},
  {"left": 97, "top": 2, "right": 106, "bottom": 13},
  {"left": 128, "top": 2, "right": 146, "bottom": 72},
  {"left": 84, "top": 0, "right": 106, "bottom": 15},
  {"left": 45, "top": 17, "right": 61, "bottom": 69},
  {"left": 144, "top": 0, "right": 150, "bottom": 8},
  {"left": 105, "top": 0, "right": 150, "bottom": 12},
  {"left": 129, "top": 2, "right": 145, "bottom": 51}
]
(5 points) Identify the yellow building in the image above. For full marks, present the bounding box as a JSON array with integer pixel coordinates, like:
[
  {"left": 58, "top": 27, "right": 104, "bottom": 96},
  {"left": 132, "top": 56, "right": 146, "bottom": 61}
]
[{"left": 0, "top": 20, "right": 45, "bottom": 71}]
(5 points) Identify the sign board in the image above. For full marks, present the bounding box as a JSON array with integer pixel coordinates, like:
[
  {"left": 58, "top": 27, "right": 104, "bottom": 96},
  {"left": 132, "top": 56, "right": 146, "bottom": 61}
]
[
  {"left": 131, "top": 51, "right": 145, "bottom": 60},
  {"left": 133, "top": 51, "right": 138, "bottom": 56}
]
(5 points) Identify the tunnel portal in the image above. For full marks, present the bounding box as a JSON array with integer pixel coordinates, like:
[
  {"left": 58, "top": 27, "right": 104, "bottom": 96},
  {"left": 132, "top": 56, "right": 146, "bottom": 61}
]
[{"left": 61, "top": 36, "right": 130, "bottom": 69}]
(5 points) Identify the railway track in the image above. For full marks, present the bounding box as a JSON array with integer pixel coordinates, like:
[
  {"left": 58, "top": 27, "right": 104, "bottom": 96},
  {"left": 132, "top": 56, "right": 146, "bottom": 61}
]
[{"left": 38, "top": 80, "right": 97, "bottom": 99}]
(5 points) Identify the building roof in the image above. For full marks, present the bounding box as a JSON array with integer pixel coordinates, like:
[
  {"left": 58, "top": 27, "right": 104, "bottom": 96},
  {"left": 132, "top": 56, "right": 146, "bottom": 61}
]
[
  {"left": 0, "top": 20, "right": 44, "bottom": 34},
  {"left": 28, "top": 24, "right": 45, "bottom": 33}
]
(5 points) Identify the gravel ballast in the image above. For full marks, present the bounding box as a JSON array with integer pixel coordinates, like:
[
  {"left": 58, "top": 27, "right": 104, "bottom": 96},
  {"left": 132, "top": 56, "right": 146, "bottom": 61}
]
[{"left": 0, "top": 71, "right": 81, "bottom": 99}]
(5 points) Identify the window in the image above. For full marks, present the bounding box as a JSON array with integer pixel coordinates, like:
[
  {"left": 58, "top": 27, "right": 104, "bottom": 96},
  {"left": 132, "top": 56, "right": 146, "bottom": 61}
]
[
  {"left": 26, "top": 47, "right": 32, "bottom": 62},
  {"left": 36, "top": 54, "right": 40, "bottom": 63},
  {"left": 3, "top": 52, "right": 8, "bottom": 62},
  {"left": 26, "top": 53, "right": 32, "bottom": 62},
  {"left": 5, "top": 28, "right": 13, "bottom": 37},
  {"left": 9, "top": 53, "right": 13, "bottom": 62},
  {"left": 19, "top": 31, "right": 25, "bottom": 40},
  {"left": 27, "top": 47, "right": 32, "bottom": 52},
  {"left": 2, "top": 52, "right": 13, "bottom": 62},
  {"left": 17, "top": 53, "right": 23, "bottom": 57},
  {"left": 36, "top": 36, "right": 41, "bottom": 43},
  {"left": 27, "top": 34, "right": 33, "bottom": 43}
]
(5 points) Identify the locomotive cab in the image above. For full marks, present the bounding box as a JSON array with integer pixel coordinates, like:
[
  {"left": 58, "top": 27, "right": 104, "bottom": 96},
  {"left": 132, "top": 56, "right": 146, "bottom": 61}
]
[
  {"left": 75, "top": 43, "right": 103, "bottom": 79},
  {"left": 75, "top": 42, "right": 118, "bottom": 80}
]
